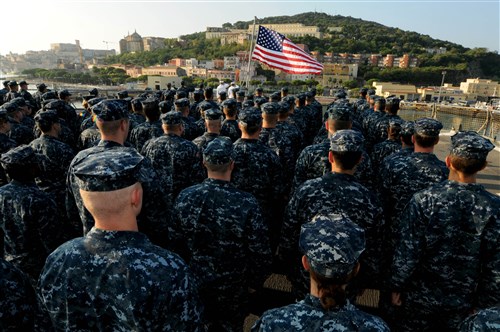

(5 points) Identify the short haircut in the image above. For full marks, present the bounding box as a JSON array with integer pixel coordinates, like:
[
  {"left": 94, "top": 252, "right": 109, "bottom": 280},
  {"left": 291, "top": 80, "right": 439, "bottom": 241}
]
[
  {"left": 204, "top": 160, "right": 231, "bottom": 173},
  {"left": 97, "top": 119, "right": 125, "bottom": 135},
  {"left": 448, "top": 154, "right": 487, "bottom": 175},
  {"left": 223, "top": 106, "right": 237, "bottom": 117},
  {"left": 164, "top": 123, "right": 182, "bottom": 132},
  {"left": 414, "top": 133, "right": 439, "bottom": 148},
  {"left": 331, "top": 151, "right": 362, "bottom": 170},
  {"left": 240, "top": 122, "right": 261, "bottom": 135}
]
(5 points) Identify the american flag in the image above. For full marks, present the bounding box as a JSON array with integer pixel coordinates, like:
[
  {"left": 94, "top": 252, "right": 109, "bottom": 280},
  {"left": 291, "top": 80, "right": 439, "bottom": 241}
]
[{"left": 251, "top": 25, "right": 323, "bottom": 75}]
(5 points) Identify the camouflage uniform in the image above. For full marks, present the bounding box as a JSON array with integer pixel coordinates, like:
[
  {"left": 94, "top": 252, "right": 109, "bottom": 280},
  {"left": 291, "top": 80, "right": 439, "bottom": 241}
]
[
  {"left": 370, "top": 138, "right": 401, "bottom": 174},
  {"left": 231, "top": 133, "right": 284, "bottom": 249},
  {"left": 0, "top": 146, "right": 63, "bottom": 281},
  {"left": 0, "top": 258, "right": 36, "bottom": 331},
  {"left": 66, "top": 100, "right": 171, "bottom": 246},
  {"left": 0, "top": 132, "right": 16, "bottom": 153},
  {"left": 37, "top": 228, "right": 204, "bottom": 331},
  {"left": 391, "top": 132, "right": 499, "bottom": 331},
  {"left": 193, "top": 132, "right": 221, "bottom": 152},
  {"left": 280, "top": 130, "right": 385, "bottom": 297},
  {"left": 380, "top": 119, "right": 448, "bottom": 263},
  {"left": 30, "top": 132, "right": 75, "bottom": 230},
  {"left": 459, "top": 307, "right": 500, "bottom": 332},
  {"left": 77, "top": 125, "right": 101, "bottom": 150},
  {"left": 172, "top": 139, "right": 271, "bottom": 330},
  {"left": 254, "top": 214, "right": 389, "bottom": 332},
  {"left": 220, "top": 119, "right": 241, "bottom": 143},
  {"left": 142, "top": 112, "right": 204, "bottom": 199},
  {"left": 128, "top": 119, "right": 163, "bottom": 152}
]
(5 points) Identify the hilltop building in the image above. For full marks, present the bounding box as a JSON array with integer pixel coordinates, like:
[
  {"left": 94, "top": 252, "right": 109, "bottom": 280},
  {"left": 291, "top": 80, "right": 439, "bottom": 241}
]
[
  {"left": 460, "top": 78, "right": 500, "bottom": 99},
  {"left": 119, "top": 31, "right": 166, "bottom": 54}
]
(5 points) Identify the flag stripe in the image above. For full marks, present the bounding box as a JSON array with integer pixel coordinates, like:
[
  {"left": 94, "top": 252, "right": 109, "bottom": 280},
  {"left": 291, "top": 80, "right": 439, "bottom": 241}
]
[
  {"left": 253, "top": 45, "right": 323, "bottom": 69},
  {"left": 251, "top": 25, "right": 323, "bottom": 75}
]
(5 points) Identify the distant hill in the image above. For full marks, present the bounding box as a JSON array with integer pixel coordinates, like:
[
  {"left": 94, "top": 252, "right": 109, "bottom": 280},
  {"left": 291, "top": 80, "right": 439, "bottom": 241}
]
[{"left": 105, "top": 12, "right": 500, "bottom": 85}]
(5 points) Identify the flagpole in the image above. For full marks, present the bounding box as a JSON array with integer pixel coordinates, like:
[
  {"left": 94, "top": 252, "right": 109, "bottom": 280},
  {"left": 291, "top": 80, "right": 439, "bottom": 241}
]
[{"left": 246, "top": 16, "right": 258, "bottom": 89}]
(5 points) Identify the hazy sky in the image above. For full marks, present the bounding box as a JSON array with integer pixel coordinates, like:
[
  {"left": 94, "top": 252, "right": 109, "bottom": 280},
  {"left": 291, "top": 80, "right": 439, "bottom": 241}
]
[{"left": 2, "top": 0, "right": 498, "bottom": 55}]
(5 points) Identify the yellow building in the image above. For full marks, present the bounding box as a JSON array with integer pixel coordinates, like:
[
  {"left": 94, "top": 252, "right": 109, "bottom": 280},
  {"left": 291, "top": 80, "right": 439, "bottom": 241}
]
[
  {"left": 460, "top": 78, "right": 500, "bottom": 98},
  {"left": 322, "top": 64, "right": 358, "bottom": 87},
  {"left": 372, "top": 82, "right": 419, "bottom": 100},
  {"left": 142, "top": 65, "right": 186, "bottom": 77},
  {"left": 250, "top": 23, "right": 322, "bottom": 38}
]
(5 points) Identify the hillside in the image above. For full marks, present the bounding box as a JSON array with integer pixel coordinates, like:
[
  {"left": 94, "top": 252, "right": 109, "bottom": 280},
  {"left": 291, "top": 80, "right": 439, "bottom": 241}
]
[{"left": 104, "top": 12, "right": 500, "bottom": 85}]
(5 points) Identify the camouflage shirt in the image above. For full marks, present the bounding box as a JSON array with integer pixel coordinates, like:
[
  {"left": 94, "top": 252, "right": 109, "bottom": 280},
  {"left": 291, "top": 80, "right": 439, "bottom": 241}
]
[
  {"left": 29, "top": 134, "right": 75, "bottom": 195},
  {"left": 370, "top": 139, "right": 401, "bottom": 174},
  {"left": 281, "top": 172, "right": 385, "bottom": 293},
  {"left": 141, "top": 133, "right": 204, "bottom": 199},
  {"left": 391, "top": 180, "right": 500, "bottom": 329},
  {"left": 0, "top": 258, "right": 36, "bottom": 331},
  {"left": 0, "top": 131, "right": 16, "bottom": 153},
  {"left": 172, "top": 178, "right": 272, "bottom": 329},
  {"left": 252, "top": 295, "right": 390, "bottom": 332},
  {"left": 128, "top": 119, "right": 163, "bottom": 152},
  {"left": 380, "top": 152, "right": 449, "bottom": 260},
  {"left": 0, "top": 180, "right": 63, "bottom": 280},
  {"left": 77, "top": 126, "right": 101, "bottom": 151},
  {"left": 37, "top": 228, "right": 204, "bottom": 331},
  {"left": 231, "top": 138, "right": 284, "bottom": 229},
  {"left": 220, "top": 119, "right": 241, "bottom": 143},
  {"left": 181, "top": 116, "right": 200, "bottom": 141},
  {"left": 459, "top": 307, "right": 500, "bottom": 332},
  {"left": 8, "top": 120, "right": 34, "bottom": 145},
  {"left": 192, "top": 132, "right": 221, "bottom": 152}
]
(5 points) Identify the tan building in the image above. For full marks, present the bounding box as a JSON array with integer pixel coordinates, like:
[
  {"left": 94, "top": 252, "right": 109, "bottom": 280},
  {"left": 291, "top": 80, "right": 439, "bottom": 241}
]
[
  {"left": 185, "top": 67, "right": 208, "bottom": 78},
  {"left": 119, "top": 31, "right": 144, "bottom": 54},
  {"left": 126, "top": 66, "right": 143, "bottom": 78},
  {"left": 460, "top": 78, "right": 500, "bottom": 98},
  {"left": 322, "top": 63, "right": 358, "bottom": 87},
  {"left": 418, "top": 84, "right": 469, "bottom": 102},
  {"left": 141, "top": 65, "right": 186, "bottom": 77},
  {"left": 372, "top": 82, "right": 419, "bottom": 100},
  {"left": 147, "top": 76, "right": 183, "bottom": 90},
  {"left": 250, "top": 23, "right": 323, "bottom": 38},
  {"left": 207, "top": 69, "right": 236, "bottom": 81}
]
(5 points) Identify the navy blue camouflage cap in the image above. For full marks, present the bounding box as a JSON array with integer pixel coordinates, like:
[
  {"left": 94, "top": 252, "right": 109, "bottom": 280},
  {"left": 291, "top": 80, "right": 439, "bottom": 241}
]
[
  {"left": 367, "top": 89, "right": 376, "bottom": 95},
  {"left": 261, "top": 102, "right": 280, "bottom": 115},
  {"left": 0, "top": 145, "right": 39, "bottom": 166},
  {"left": 204, "top": 108, "right": 223, "bottom": 121},
  {"left": 305, "top": 91, "right": 314, "bottom": 99},
  {"left": 308, "top": 87, "right": 317, "bottom": 96},
  {"left": 193, "top": 89, "right": 203, "bottom": 96},
  {"left": 218, "top": 91, "right": 227, "bottom": 98},
  {"left": 450, "top": 131, "right": 495, "bottom": 160},
  {"left": 238, "top": 107, "right": 262, "bottom": 126},
  {"left": 174, "top": 98, "right": 190, "bottom": 108},
  {"left": 254, "top": 96, "right": 267, "bottom": 106},
  {"left": 58, "top": 89, "right": 72, "bottom": 98},
  {"left": 2, "top": 102, "right": 19, "bottom": 114},
  {"left": 255, "top": 87, "right": 263, "bottom": 92},
  {"left": 401, "top": 121, "right": 415, "bottom": 136},
  {"left": 236, "top": 90, "right": 245, "bottom": 97},
  {"left": 221, "top": 98, "right": 237, "bottom": 108},
  {"left": 282, "top": 95, "right": 295, "bottom": 105},
  {"left": 34, "top": 109, "right": 60, "bottom": 126},
  {"left": 203, "top": 137, "right": 233, "bottom": 165},
  {"left": 300, "top": 214, "right": 365, "bottom": 279},
  {"left": 87, "top": 97, "right": 106, "bottom": 108},
  {"left": 158, "top": 100, "right": 173, "bottom": 114},
  {"left": 369, "top": 94, "right": 379, "bottom": 101},
  {"left": 278, "top": 101, "right": 290, "bottom": 114},
  {"left": 329, "top": 129, "right": 364, "bottom": 152},
  {"left": 141, "top": 97, "right": 159, "bottom": 108},
  {"left": 281, "top": 86, "right": 289, "bottom": 92},
  {"left": 197, "top": 101, "right": 215, "bottom": 112},
  {"left": 7, "top": 80, "right": 18, "bottom": 87},
  {"left": 334, "top": 90, "right": 347, "bottom": 99},
  {"left": 327, "top": 104, "right": 352, "bottom": 121},
  {"left": 161, "top": 111, "right": 183, "bottom": 125},
  {"left": 96, "top": 100, "right": 129, "bottom": 121},
  {"left": 117, "top": 90, "right": 128, "bottom": 99},
  {"left": 388, "top": 119, "right": 404, "bottom": 128},
  {"left": 11, "top": 97, "right": 27, "bottom": 108},
  {"left": 42, "top": 91, "right": 58, "bottom": 101},
  {"left": 270, "top": 91, "right": 281, "bottom": 101},
  {"left": 88, "top": 88, "right": 98, "bottom": 96},
  {"left": 242, "top": 100, "right": 255, "bottom": 109},
  {"left": 414, "top": 118, "right": 443, "bottom": 137},
  {"left": 176, "top": 90, "right": 188, "bottom": 99},
  {"left": 19, "top": 80, "right": 28, "bottom": 86},
  {"left": 72, "top": 149, "right": 148, "bottom": 192},
  {"left": 296, "top": 93, "right": 306, "bottom": 102}
]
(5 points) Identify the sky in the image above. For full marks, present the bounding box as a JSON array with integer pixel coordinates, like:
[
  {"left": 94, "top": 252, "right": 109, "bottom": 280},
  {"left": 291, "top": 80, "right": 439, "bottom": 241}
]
[{"left": 1, "top": 0, "right": 498, "bottom": 55}]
